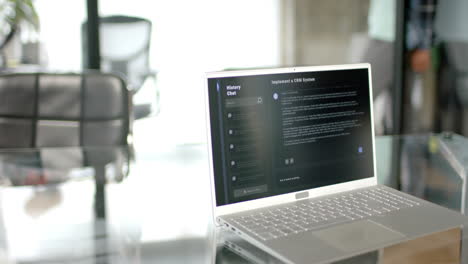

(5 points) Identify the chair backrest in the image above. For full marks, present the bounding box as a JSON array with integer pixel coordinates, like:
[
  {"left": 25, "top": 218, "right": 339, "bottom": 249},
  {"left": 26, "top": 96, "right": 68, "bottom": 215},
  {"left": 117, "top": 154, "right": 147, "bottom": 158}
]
[
  {"left": 82, "top": 15, "right": 152, "bottom": 91},
  {"left": 0, "top": 72, "right": 131, "bottom": 148}
]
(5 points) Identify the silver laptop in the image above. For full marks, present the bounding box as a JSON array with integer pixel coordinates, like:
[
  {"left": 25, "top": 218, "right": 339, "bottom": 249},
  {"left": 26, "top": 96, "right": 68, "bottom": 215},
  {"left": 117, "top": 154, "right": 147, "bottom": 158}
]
[{"left": 205, "top": 64, "right": 467, "bottom": 264}]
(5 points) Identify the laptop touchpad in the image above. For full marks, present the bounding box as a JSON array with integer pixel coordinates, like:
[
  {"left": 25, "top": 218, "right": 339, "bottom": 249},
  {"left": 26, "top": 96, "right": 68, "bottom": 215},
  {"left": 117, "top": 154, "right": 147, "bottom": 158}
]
[{"left": 312, "top": 220, "right": 405, "bottom": 252}]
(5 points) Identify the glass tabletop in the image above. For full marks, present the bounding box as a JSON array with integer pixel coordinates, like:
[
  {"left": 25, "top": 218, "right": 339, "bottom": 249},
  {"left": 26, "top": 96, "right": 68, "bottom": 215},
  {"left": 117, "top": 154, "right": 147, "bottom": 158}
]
[{"left": 0, "top": 134, "right": 467, "bottom": 263}]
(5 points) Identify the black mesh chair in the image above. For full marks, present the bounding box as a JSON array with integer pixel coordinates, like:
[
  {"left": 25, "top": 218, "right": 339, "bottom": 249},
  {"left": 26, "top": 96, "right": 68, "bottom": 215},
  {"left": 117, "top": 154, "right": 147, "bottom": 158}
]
[
  {"left": 82, "top": 15, "right": 159, "bottom": 119},
  {"left": 0, "top": 72, "right": 132, "bottom": 185}
]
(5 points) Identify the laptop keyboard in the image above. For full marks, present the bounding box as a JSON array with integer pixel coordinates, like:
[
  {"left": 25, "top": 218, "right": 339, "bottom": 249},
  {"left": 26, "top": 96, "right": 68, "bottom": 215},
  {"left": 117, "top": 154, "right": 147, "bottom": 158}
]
[{"left": 228, "top": 187, "right": 420, "bottom": 241}]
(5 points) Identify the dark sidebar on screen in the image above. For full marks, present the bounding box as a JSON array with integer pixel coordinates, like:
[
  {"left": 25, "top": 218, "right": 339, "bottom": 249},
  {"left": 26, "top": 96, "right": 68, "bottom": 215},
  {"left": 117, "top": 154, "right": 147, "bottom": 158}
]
[{"left": 208, "top": 68, "right": 374, "bottom": 206}]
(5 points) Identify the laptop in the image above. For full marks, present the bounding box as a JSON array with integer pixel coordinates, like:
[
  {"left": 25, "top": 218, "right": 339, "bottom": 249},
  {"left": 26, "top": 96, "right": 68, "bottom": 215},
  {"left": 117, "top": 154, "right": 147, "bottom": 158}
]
[
  {"left": 220, "top": 228, "right": 378, "bottom": 264},
  {"left": 205, "top": 63, "right": 467, "bottom": 264}
]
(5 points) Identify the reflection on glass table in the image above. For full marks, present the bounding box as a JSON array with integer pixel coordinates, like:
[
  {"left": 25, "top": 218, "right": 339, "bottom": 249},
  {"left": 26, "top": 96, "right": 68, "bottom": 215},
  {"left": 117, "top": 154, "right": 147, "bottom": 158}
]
[
  {"left": 376, "top": 133, "right": 468, "bottom": 214},
  {"left": 0, "top": 134, "right": 468, "bottom": 263},
  {"left": 0, "top": 146, "right": 134, "bottom": 263},
  {"left": 0, "top": 147, "right": 131, "bottom": 186}
]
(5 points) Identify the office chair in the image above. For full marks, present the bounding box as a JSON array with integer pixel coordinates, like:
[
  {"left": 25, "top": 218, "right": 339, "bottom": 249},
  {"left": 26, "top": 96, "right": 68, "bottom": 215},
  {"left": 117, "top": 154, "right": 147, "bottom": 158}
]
[
  {"left": 0, "top": 72, "right": 132, "bottom": 185},
  {"left": 0, "top": 73, "right": 136, "bottom": 262},
  {"left": 82, "top": 15, "right": 159, "bottom": 119}
]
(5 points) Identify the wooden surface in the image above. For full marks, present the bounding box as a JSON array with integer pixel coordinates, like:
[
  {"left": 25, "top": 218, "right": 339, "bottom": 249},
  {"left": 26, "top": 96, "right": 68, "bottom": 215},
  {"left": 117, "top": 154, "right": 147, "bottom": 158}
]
[{"left": 382, "top": 228, "right": 461, "bottom": 264}]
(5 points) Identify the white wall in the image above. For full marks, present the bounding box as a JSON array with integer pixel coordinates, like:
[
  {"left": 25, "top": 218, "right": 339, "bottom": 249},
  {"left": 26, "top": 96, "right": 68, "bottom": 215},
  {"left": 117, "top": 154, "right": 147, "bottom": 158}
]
[
  {"left": 37, "top": 0, "right": 280, "bottom": 143},
  {"left": 35, "top": 1, "right": 86, "bottom": 71}
]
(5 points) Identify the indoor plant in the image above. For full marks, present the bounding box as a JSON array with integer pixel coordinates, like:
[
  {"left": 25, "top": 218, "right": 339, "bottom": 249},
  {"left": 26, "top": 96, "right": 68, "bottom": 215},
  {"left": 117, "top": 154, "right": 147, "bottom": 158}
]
[{"left": 0, "top": 0, "right": 39, "bottom": 66}]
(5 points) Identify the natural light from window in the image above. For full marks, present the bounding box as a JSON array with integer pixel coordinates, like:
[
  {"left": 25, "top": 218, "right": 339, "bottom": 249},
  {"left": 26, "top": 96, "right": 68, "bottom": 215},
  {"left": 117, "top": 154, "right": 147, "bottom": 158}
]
[{"left": 36, "top": 0, "right": 279, "bottom": 144}]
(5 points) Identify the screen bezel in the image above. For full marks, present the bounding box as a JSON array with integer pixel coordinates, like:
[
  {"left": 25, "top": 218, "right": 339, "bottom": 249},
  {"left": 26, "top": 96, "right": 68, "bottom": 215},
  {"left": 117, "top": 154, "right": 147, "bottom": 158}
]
[{"left": 204, "top": 63, "right": 377, "bottom": 219}]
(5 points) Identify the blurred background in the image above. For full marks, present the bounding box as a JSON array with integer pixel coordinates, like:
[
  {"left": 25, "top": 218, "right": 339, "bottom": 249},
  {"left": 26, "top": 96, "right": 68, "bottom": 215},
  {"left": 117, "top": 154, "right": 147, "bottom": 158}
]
[
  {"left": 2, "top": 0, "right": 465, "bottom": 145},
  {"left": 1, "top": 1, "right": 468, "bottom": 262}
]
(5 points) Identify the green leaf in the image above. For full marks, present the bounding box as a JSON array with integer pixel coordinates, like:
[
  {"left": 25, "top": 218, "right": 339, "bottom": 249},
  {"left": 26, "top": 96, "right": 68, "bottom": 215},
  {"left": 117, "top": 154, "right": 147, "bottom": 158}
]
[{"left": 2, "top": 0, "right": 39, "bottom": 32}]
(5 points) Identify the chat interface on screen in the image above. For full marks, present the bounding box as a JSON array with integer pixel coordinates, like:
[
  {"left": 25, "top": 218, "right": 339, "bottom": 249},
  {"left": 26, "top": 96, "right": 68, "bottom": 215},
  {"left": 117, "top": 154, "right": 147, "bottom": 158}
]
[{"left": 208, "top": 68, "right": 374, "bottom": 206}]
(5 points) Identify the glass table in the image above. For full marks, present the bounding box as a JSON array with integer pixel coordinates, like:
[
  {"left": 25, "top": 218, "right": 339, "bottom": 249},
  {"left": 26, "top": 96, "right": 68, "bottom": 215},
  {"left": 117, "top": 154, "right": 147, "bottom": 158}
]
[{"left": 0, "top": 134, "right": 467, "bottom": 263}]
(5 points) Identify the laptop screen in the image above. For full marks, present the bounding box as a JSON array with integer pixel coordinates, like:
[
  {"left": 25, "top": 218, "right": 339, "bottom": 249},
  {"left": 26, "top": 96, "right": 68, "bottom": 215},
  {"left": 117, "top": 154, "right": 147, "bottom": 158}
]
[{"left": 207, "top": 66, "right": 374, "bottom": 206}]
